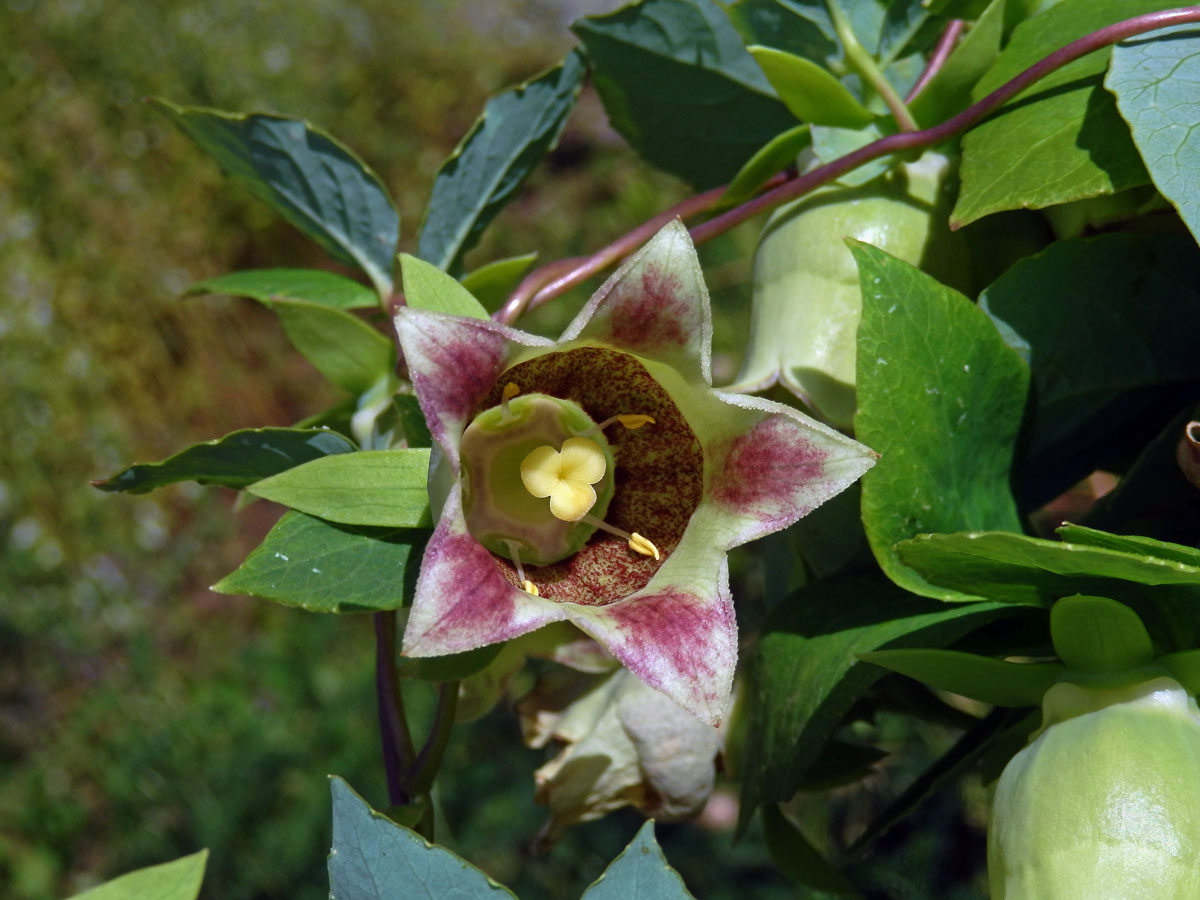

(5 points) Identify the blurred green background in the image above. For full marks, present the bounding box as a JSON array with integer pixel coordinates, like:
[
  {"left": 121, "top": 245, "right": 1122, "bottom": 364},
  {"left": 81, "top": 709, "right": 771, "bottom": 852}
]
[{"left": 1, "top": 1, "right": 987, "bottom": 897}]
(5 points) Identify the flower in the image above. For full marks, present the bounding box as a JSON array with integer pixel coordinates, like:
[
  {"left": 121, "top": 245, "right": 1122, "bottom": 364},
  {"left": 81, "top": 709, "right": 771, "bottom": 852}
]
[{"left": 394, "top": 220, "right": 876, "bottom": 725}]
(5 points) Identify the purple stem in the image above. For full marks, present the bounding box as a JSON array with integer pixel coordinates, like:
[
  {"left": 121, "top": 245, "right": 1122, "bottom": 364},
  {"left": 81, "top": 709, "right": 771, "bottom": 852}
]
[
  {"left": 906, "top": 19, "right": 967, "bottom": 104},
  {"left": 374, "top": 610, "right": 415, "bottom": 806}
]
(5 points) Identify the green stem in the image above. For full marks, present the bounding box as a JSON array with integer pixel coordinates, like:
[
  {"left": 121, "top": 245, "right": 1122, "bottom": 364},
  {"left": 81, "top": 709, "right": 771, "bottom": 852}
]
[
  {"left": 826, "top": 0, "right": 918, "bottom": 132},
  {"left": 409, "top": 680, "right": 460, "bottom": 797}
]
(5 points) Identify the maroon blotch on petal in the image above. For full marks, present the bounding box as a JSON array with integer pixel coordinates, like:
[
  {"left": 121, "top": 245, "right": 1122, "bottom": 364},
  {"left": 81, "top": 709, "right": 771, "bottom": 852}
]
[{"left": 710, "top": 415, "right": 829, "bottom": 525}]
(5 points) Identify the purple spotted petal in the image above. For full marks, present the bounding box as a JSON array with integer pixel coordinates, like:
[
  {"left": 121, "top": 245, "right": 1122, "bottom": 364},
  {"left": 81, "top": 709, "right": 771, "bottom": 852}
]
[
  {"left": 565, "top": 558, "right": 736, "bottom": 727},
  {"left": 705, "top": 392, "right": 877, "bottom": 548},
  {"left": 402, "top": 485, "right": 567, "bottom": 656},
  {"left": 395, "top": 308, "right": 552, "bottom": 468},
  {"left": 561, "top": 220, "right": 712, "bottom": 384}
]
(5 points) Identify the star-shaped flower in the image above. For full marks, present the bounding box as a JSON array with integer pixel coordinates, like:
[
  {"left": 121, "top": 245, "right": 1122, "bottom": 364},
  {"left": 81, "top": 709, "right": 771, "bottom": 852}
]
[{"left": 395, "top": 221, "right": 876, "bottom": 725}]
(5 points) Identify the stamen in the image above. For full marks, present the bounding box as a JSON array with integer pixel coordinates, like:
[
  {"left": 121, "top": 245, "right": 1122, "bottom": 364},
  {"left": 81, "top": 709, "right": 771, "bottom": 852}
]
[
  {"left": 581, "top": 414, "right": 656, "bottom": 436},
  {"left": 522, "top": 580, "right": 540, "bottom": 596},
  {"left": 580, "top": 515, "right": 661, "bottom": 560},
  {"left": 501, "top": 382, "right": 520, "bottom": 418},
  {"left": 504, "top": 540, "right": 540, "bottom": 595}
]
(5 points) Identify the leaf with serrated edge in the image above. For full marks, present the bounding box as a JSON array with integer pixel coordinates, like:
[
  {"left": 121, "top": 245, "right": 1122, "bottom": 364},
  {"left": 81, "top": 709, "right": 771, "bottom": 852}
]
[
  {"left": 399, "top": 254, "right": 489, "bottom": 319},
  {"left": 1107, "top": 22, "right": 1200, "bottom": 247},
  {"left": 574, "top": 0, "right": 797, "bottom": 188},
  {"left": 187, "top": 268, "right": 377, "bottom": 310},
  {"left": 579, "top": 820, "right": 696, "bottom": 900},
  {"left": 213, "top": 512, "right": 424, "bottom": 613},
  {"left": 852, "top": 242, "right": 1027, "bottom": 600},
  {"left": 154, "top": 100, "right": 398, "bottom": 296},
  {"left": 94, "top": 427, "right": 356, "bottom": 494},
  {"left": 417, "top": 52, "right": 584, "bottom": 273},
  {"left": 269, "top": 299, "right": 395, "bottom": 394},
  {"left": 328, "top": 777, "right": 516, "bottom": 900},
  {"left": 246, "top": 449, "right": 431, "bottom": 528},
  {"left": 67, "top": 851, "right": 207, "bottom": 900},
  {"left": 952, "top": 0, "right": 1184, "bottom": 228}
]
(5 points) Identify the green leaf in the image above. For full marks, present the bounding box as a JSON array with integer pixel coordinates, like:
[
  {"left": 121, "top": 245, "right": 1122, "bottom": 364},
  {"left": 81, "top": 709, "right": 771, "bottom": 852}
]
[
  {"left": 979, "top": 233, "right": 1200, "bottom": 505},
  {"left": 399, "top": 254, "right": 489, "bottom": 319},
  {"left": 895, "top": 531, "right": 1200, "bottom": 605},
  {"left": 579, "top": 820, "right": 696, "bottom": 900},
  {"left": 726, "top": 0, "right": 838, "bottom": 63},
  {"left": 749, "top": 45, "right": 874, "bottom": 126},
  {"left": 93, "top": 427, "right": 357, "bottom": 494},
  {"left": 397, "top": 644, "right": 505, "bottom": 682},
  {"left": 852, "top": 242, "right": 1028, "bottom": 600},
  {"left": 270, "top": 299, "right": 395, "bottom": 394},
  {"left": 460, "top": 252, "right": 539, "bottom": 314},
  {"left": 328, "top": 777, "right": 517, "bottom": 900},
  {"left": 811, "top": 122, "right": 889, "bottom": 186},
  {"left": 719, "top": 123, "right": 810, "bottom": 207},
  {"left": 1107, "top": 23, "right": 1200, "bottom": 247},
  {"left": 574, "top": 0, "right": 798, "bottom": 188},
  {"left": 861, "top": 648, "right": 1063, "bottom": 705},
  {"left": 909, "top": 0, "right": 1006, "bottom": 127},
  {"left": 761, "top": 805, "right": 860, "bottom": 896},
  {"left": 952, "top": 0, "right": 1184, "bottom": 228},
  {"left": 246, "top": 448, "right": 432, "bottom": 528},
  {"left": 739, "top": 574, "right": 1012, "bottom": 827},
  {"left": 154, "top": 100, "right": 399, "bottom": 297},
  {"left": 213, "top": 511, "right": 424, "bottom": 613},
  {"left": 1157, "top": 648, "right": 1200, "bottom": 694},
  {"left": 1050, "top": 594, "right": 1154, "bottom": 673},
  {"left": 392, "top": 394, "right": 432, "bottom": 449},
  {"left": 67, "top": 851, "right": 207, "bottom": 900},
  {"left": 1057, "top": 523, "right": 1200, "bottom": 569},
  {"left": 417, "top": 52, "right": 585, "bottom": 274},
  {"left": 187, "top": 268, "right": 377, "bottom": 310},
  {"left": 876, "top": 0, "right": 932, "bottom": 67}
]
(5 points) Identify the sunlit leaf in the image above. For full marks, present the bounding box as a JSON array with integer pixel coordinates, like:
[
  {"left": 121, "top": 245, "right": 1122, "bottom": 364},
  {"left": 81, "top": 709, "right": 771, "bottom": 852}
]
[
  {"left": 187, "top": 268, "right": 377, "bottom": 310},
  {"left": 67, "top": 851, "right": 207, "bottom": 900}
]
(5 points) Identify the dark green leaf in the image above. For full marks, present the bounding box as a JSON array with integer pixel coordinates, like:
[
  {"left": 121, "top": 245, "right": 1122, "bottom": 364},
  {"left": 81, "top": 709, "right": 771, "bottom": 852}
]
[
  {"left": 392, "top": 394, "right": 432, "bottom": 449},
  {"left": 852, "top": 242, "right": 1028, "bottom": 600},
  {"left": 246, "top": 448, "right": 431, "bottom": 528},
  {"left": 579, "top": 820, "right": 696, "bottom": 900},
  {"left": 270, "top": 299, "right": 395, "bottom": 394},
  {"left": 739, "top": 574, "right": 1012, "bottom": 827},
  {"left": 877, "top": 0, "right": 931, "bottom": 66},
  {"left": 417, "top": 52, "right": 585, "bottom": 274},
  {"left": 726, "top": 0, "right": 838, "bottom": 63},
  {"left": 952, "top": 0, "right": 1184, "bottom": 227},
  {"left": 1050, "top": 594, "right": 1154, "bottom": 672},
  {"left": 155, "top": 100, "right": 399, "bottom": 296},
  {"left": 909, "top": 0, "right": 1005, "bottom": 127},
  {"left": 861, "top": 649, "right": 1063, "bottom": 705},
  {"left": 896, "top": 531, "right": 1200, "bottom": 605},
  {"left": 397, "top": 644, "right": 505, "bottom": 682},
  {"left": 186, "top": 268, "right": 378, "bottom": 310},
  {"left": 399, "top": 254, "right": 489, "bottom": 319},
  {"left": 328, "top": 778, "right": 517, "bottom": 899},
  {"left": 719, "top": 124, "right": 809, "bottom": 208},
  {"left": 1107, "top": 23, "right": 1200, "bottom": 246},
  {"left": 761, "top": 805, "right": 859, "bottom": 897},
  {"left": 67, "top": 851, "right": 207, "bottom": 900},
  {"left": 574, "top": 0, "right": 798, "bottom": 188},
  {"left": 1057, "top": 524, "right": 1200, "bottom": 569},
  {"left": 979, "top": 233, "right": 1200, "bottom": 505},
  {"left": 1158, "top": 648, "right": 1200, "bottom": 694},
  {"left": 460, "top": 252, "right": 539, "bottom": 314},
  {"left": 749, "top": 46, "right": 874, "bottom": 126},
  {"left": 94, "top": 427, "right": 356, "bottom": 494},
  {"left": 213, "top": 512, "right": 424, "bottom": 613}
]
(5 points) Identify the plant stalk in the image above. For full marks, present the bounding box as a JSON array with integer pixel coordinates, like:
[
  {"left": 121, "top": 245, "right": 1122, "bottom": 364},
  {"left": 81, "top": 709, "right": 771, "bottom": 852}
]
[{"left": 374, "top": 610, "right": 416, "bottom": 806}]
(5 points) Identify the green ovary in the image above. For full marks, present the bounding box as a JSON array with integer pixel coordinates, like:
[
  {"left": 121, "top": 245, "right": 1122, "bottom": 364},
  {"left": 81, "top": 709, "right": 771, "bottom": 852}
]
[{"left": 459, "top": 393, "right": 615, "bottom": 566}]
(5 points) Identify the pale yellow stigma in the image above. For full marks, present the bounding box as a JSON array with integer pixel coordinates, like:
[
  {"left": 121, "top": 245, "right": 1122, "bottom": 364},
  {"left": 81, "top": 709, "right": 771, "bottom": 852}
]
[
  {"left": 580, "top": 515, "right": 661, "bottom": 561},
  {"left": 501, "top": 382, "right": 520, "bottom": 417},
  {"left": 520, "top": 437, "right": 607, "bottom": 522}
]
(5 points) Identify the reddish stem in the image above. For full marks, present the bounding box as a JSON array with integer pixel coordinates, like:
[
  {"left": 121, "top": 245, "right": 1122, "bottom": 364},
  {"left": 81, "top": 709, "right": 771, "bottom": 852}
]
[{"left": 906, "top": 19, "right": 967, "bottom": 104}]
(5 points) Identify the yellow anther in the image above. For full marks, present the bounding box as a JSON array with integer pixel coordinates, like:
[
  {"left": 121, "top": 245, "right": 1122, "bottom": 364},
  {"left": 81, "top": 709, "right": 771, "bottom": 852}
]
[
  {"left": 520, "top": 437, "right": 607, "bottom": 522},
  {"left": 616, "top": 414, "right": 655, "bottom": 430},
  {"left": 628, "top": 532, "right": 661, "bottom": 560},
  {"left": 522, "top": 580, "right": 540, "bottom": 596},
  {"left": 501, "top": 382, "right": 520, "bottom": 417}
]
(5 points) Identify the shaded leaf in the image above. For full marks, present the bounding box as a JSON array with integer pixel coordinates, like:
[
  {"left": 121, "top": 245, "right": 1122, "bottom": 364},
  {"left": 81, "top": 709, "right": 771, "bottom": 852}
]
[
  {"left": 392, "top": 394, "right": 432, "bottom": 449},
  {"left": 1058, "top": 523, "right": 1200, "bottom": 569},
  {"left": 726, "top": 0, "right": 838, "bottom": 63},
  {"left": 399, "top": 254, "right": 489, "bottom": 319},
  {"left": 67, "top": 851, "right": 207, "bottom": 900},
  {"left": 952, "top": 0, "right": 1184, "bottom": 228},
  {"left": 579, "top": 820, "right": 696, "bottom": 900},
  {"left": 909, "top": 0, "right": 1006, "bottom": 127},
  {"left": 397, "top": 644, "right": 505, "bottom": 682},
  {"left": 719, "top": 123, "right": 809, "bottom": 207},
  {"left": 861, "top": 649, "right": 1063, "bottom": 706},
  {"left": 460, "top": 252, "right": 539, "bottom": 313},
  {"left": 811, "top": 122, "right": 890, "bottom": 186},
  {"left": 246, "top": 448, "right": 432, "bottom": 528},
  {"left": 877, "top": 0, "right": 932, "bottom": 66},
  {"left": 270, "top": 299, "right": 395, "bottom": 394},
  {"left": 1107, "top": 23, "right": 1200, "bottom": 246},
  {"left": 762, "top": 805, "right": 859, "bottom": 896},
  {"left": 186, "top": 268, "right": 378, "bottom": 310},
  {"left": 155, "top": 100, "right": 398, "bottom": 296},
  {"left": 852, "top": 242, "right": 1027, "bottom": 600},
  {"left": 94, "top": 427, "right": 356, "bottom": 494},
  {"left": 1050, "top": 593, "right": 1154, "bottom": 673},
  {"left": 417, "top": 52, "right": 585, "bottom": 274},
  {"left": 213, "top": 511, "right": 424, "bottom": 613},
  {"left": 749, "top": 45, "right": 874, "bottom": 126},
  {"left": 739, "top": 574, "right": 1012, "bottom": 827},
  {"left": 979, "top": 233, "right": 1200, "bottom": 505},
  {"left": 328, "top": 778, "right": 516, "bottom": 900},
  {"left": 574, "top": 0, "right": 798, "bottom": 188}
]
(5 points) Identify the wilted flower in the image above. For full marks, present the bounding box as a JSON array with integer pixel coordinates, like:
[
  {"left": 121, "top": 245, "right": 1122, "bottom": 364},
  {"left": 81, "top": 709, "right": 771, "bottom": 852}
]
[{"left": 394, "top": 220, "right": 875, "bottom": 725}]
